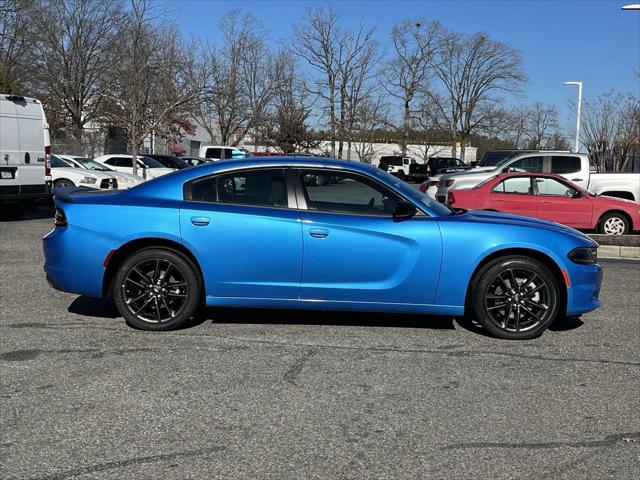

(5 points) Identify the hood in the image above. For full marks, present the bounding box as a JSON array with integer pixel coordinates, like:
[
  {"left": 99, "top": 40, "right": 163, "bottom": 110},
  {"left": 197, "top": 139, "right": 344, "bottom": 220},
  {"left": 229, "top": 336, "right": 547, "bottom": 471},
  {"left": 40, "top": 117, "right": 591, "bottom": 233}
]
[
  {"left": 595, "top": 194, "right": 640, "bottom": 207},
  {"left": 458, "top": 209, "right": 597, "bottom": 245},
  {"left": 440, "top": 167, "right": 497, "bottom": 180},
  {"left": 146, "top": 167, "right": 175, "bottom": 178},
  {"left": 54, "top": 167, "right": 111, "bottom": 180}
]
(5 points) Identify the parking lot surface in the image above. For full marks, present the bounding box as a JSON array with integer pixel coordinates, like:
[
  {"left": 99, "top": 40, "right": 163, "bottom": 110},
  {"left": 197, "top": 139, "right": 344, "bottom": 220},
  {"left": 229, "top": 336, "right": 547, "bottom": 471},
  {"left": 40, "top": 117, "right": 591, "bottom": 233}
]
[{"left": 2, "top": 209, "right": 639, "bottom": 479}]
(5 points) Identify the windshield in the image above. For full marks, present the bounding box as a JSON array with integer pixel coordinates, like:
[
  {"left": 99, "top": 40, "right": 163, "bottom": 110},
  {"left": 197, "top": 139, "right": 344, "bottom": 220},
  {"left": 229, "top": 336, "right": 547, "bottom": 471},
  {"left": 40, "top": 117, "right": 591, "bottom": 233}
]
[
  {"left": 74, "top": 157, "right": 112, "bottom": 171},
  {"left": 373, "top": 168, "right": 454, "bottom": 216},
  {"left": 140, "top": 157, "right": 165, "bottom": 168},
  {"left": 479, "top": 152, "right": 517, "bottom": 167}
]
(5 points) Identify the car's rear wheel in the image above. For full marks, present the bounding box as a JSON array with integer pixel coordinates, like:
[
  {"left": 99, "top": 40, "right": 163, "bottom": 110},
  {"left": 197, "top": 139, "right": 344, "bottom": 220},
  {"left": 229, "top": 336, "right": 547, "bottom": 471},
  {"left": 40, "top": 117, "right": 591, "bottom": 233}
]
[
  {"left": 598, "top": 212, "right": 629, "bottom": 235},
  {"left": 471, "top": 256, "right": 560, "bottom": 340},
  {"left": 114, "top": 248, "right": 201, "bottom": 330}
]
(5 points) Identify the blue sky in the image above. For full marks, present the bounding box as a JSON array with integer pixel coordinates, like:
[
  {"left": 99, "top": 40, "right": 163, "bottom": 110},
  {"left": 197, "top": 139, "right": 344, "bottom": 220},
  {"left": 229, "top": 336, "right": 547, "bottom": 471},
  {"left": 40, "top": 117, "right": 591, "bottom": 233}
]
[{"left": 171, "top": 0, "right": 640, "bottom": 130}]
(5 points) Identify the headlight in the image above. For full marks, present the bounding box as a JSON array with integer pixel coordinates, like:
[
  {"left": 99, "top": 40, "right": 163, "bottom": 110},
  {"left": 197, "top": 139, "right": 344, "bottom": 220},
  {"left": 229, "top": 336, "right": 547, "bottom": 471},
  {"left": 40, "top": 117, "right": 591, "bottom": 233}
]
[
  {"left": 568, "top": 247, "right": 598, "bottom": 264},
  {"left": 79, "top": 176, "right": 97, "bottom": 184}
]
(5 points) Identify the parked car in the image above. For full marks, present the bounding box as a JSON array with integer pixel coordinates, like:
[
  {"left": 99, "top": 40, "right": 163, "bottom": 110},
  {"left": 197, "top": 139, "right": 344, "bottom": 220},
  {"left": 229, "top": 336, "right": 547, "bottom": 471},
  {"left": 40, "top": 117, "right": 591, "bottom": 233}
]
[
  {"left": 447, "top": 173, "right": 640, "bottom": 235},
  {"left": 51, "top": 155, "right": 143, "bottom": 190},
  {"left": 378, "top": 156, "right": 429, "bottom": 181},
  {"left": 93, "top": 154, "right": 175, "bottom": 179},
  {"left": 435, "top": 152, "right": 640, "bottom": 204},
  {"left": 0, "top": 94, "right": 51, "bottom": 214},
  {"left": 425, "top": 157, "right": 471, "bottom": 175},
  {"left": 44, "top": 157, "right": 602, "bottom": 340},
  {"left": 180, "top": 156, "right": 210, "bottom": 167},
  {"left": 198, "top": 145, "right": 252, "bottom": 161},
  {"left": 144, "top": 154, "right": 190, "bottom": 170}
]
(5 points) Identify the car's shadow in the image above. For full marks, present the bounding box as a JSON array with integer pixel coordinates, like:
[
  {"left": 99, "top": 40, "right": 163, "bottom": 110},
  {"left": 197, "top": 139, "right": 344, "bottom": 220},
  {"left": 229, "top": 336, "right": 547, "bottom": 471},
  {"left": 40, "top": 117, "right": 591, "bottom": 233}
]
[{"left": 68, "top": 296, "right": 584, "bottom": 336}]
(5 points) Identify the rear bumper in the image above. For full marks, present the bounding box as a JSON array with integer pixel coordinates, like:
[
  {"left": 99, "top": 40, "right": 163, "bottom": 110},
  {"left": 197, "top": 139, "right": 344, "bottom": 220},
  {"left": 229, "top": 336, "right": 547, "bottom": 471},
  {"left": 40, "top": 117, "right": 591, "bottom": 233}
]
[{"left": 566, "top": 263, "right": 603, "bottom": 316}]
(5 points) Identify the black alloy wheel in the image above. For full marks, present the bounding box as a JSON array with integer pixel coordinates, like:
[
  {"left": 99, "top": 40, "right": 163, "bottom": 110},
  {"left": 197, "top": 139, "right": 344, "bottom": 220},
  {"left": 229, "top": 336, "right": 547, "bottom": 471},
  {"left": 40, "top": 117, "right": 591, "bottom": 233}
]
[
  {"left": 471, "top": 256, "right": 560, "bottom": 339},
  {"left": 114, "top": 248, "right": 201, "bottom": 330}
]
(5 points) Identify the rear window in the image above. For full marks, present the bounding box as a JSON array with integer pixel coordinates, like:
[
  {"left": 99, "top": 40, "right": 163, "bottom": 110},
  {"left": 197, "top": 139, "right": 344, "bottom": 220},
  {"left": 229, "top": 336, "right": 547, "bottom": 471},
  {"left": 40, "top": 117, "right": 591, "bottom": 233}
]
[
  {"left": 205, "top": 148, "right": 222, "bottom": 159},
  {"left": 479, "top": 152, "right": 514, "bottom": 167},
  {"left": 551, "top": 156, "right": 581, "bottom": 174}
]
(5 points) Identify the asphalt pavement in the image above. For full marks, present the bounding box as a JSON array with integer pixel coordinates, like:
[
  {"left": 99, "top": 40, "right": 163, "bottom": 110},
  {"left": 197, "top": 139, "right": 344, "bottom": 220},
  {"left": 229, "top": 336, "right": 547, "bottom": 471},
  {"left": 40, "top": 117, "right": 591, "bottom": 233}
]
[{"left": 1, "top": 208, "right": 639, "bottom": 479}]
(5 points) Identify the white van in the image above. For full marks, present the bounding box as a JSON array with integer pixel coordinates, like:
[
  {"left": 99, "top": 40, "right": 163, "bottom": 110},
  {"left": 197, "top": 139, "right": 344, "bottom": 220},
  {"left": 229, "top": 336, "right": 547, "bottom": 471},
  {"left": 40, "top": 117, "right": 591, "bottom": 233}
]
[
  {"left": 0, "top": 94, "right": 51, "bottom": 211},
  {"left": 198, "top": 145, "right": 252, "bottom": 161}
]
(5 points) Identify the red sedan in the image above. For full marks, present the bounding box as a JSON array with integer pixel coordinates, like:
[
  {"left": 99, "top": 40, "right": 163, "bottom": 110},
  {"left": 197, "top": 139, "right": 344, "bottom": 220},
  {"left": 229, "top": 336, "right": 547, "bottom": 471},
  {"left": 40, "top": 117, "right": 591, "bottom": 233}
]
[{"left": 447, "top": 173, "right": 640, "bottom": 235}]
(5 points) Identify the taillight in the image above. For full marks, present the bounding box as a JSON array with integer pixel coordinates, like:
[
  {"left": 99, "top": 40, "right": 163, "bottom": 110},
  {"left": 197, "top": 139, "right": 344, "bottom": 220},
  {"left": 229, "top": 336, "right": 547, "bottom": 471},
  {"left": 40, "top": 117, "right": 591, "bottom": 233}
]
[
  {"left": 448, "top": 192, "right": 456, "bottom": 205},
  {"left": 419, "top": 183, "right": 427, "bottom": 193},
  {"left": 44, "top": 145, "right": 51, "bottom": 176},
  {"left": 54, "top": 207, "right": 67, "bottom": 227}
]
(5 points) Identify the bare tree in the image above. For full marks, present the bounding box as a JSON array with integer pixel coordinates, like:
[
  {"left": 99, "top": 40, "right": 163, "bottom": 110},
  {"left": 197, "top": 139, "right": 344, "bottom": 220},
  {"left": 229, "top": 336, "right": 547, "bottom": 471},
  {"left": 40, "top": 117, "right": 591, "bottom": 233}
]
[
  {"left": 32, "top": 0, "right": 124, "bottom": 141},
  {"left": 265, "top": 50, "right": 317, "bottom": 153},
  {"left": 351, "top": 96, "right": 388, "bottom": 163},
  {"left": 102, "top": 0, "right": 201, "bottom": 175},
  {"left": 525, "top": 102, "right": 559, "bottom": 149},
  {"left": 290, "top": 5, "right": 341, "bottom": 157},
  {"left": 507, "top": 105, "right": 530, "bottom": 149},
  {"left": 581, "top": 91, "right": 640, "bottom": 172},
  {"left": 382, "top": 20, "right": 441, "bottom": 156},
  {"left": 430, "top": 31, "right": 526, "bottom": 160},
  {"left": 0, "top": 0, "right": 37, "bottom": 93}
]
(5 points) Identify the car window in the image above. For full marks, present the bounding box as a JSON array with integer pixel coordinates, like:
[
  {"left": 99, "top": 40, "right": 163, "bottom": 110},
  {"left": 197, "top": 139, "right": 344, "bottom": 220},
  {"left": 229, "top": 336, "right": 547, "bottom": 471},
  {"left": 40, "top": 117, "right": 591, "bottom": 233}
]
[
  {"left": 223, "top": 149, "right": 234, "bottom": 159},
  {"left": 551, "top": 156, "right": 581, "bottom": 174},
  {"left": 140, "top": 157, "right": 164, "bottom": 168},
  {"left": 113, "top": 157, "right": 133, "bottom": 167},
  {"left": 50, "top": 155, "right": 70, "bottom": 168},
  {"left": 503, "top": 156, "right": 543, "bottom": 173},
  {"left": 535, "top": 177, "right": 575, "bottom": 196},
  {"left": 190, "top": 168, "right": 288, "bottom": 207},
  {"left": 76, "top": 158, "right": 111, "bottom": 171},
  {"left": 299, "top": 169, "right": 400, "bottom": 216},
  {"left": 493, "top": 177, "right": 532, "bottom": 194},
  {"left": 205, "top": 148, "right": 222, "bottom": 159}
]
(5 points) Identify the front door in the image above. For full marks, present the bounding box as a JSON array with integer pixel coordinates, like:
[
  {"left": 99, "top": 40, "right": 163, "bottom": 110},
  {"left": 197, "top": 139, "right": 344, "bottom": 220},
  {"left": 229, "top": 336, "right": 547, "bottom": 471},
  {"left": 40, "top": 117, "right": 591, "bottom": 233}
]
[
  {"left": 180, "top": 168, "right": 302, "bottom": 299},
  {"left": 489, "top": 176, "right": 538, "bottom": 217},
  {"left": 295, "top": 169, "right": 442, "bottom": 304},
  {"left": 534, "top": 177, "right": 593, "bottom": 227}
]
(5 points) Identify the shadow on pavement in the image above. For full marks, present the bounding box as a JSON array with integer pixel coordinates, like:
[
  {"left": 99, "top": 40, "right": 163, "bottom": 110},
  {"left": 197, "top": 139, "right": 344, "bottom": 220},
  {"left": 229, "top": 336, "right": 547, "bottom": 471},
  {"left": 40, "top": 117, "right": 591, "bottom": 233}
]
[
  {"left": 68, "top": 297, "right": 120, "bottom": 319},
  {"left": 549, "top": 315, "right": 584, "bottom": 332}
]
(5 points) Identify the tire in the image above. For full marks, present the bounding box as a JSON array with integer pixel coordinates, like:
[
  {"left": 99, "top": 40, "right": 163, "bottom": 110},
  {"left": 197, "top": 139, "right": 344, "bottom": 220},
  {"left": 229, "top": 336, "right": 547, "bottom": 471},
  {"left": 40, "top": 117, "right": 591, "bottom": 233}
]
[
  {"left": 598, "top": 212, "right": 629, "bottom": 235},
  {"left": 471, "top": 256, "right": 560, "bottom": 340},
  {"left": 54, "top": 179, "right": 75, "bottom": 188},
  {"left": 397, "top": 171, "right": 406, "bottom": 180},
  {"left": 113, "top": 248, "right": 202, "bottom": 331}
]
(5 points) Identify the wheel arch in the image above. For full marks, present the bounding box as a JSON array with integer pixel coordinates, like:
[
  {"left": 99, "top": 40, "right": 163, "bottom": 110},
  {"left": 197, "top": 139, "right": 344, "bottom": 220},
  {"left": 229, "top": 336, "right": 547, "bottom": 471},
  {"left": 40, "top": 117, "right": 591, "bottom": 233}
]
[
  {"left": 54, "top": 178, "right": 75, "bottom": 186},
  {"left": 102, "top": 237, "right": 204, "bottom": 298},
  {"left": 464, "top": 247, "right": 567, "bottom": 317}
]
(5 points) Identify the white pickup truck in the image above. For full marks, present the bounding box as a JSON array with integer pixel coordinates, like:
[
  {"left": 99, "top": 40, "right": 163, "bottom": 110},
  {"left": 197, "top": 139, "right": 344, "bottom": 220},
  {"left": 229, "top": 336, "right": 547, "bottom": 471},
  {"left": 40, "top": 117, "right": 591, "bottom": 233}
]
[{"left": 434, "top": 152, "right": 640, "bottom": 203}]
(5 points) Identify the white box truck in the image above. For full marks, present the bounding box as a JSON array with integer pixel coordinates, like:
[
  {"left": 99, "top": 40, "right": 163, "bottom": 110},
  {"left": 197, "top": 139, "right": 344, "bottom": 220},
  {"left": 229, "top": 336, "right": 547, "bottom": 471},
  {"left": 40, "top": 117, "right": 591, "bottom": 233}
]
[{"left": 0, "top": 94, "right": 51, "bottom": 216}]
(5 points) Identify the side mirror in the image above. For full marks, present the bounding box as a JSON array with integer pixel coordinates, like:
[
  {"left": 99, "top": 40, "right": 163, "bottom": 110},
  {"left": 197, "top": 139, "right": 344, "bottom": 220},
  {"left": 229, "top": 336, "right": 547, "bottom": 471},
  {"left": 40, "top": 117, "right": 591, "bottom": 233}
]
[
  {"left": 572, "top": 190, "right": 582, "bottom": 199},
  {"left": 393, "top": 201, "right": 417, "bottom": 221}
]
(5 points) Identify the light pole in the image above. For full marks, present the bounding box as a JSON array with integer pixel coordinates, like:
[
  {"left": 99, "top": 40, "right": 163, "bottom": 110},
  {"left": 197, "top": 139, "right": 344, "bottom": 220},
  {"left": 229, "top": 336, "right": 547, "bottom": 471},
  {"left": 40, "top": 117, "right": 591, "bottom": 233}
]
[{"left": 564, "top": 81, "right": 582, "bottom": 152}]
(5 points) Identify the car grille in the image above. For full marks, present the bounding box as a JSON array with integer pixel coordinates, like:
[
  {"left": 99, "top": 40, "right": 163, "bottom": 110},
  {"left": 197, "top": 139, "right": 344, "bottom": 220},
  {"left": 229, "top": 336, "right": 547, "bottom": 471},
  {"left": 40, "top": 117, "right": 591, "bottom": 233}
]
[{"left": 100, "top": 178, "right": 118, "bottom": 189}]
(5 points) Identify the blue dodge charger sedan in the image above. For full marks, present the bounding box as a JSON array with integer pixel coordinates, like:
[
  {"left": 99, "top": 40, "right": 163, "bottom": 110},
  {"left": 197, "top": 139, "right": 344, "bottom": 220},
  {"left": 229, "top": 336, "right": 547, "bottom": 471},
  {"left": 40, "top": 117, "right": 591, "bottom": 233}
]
[{"left": 43, "top": 157, "right": 602, "bottom": 339}]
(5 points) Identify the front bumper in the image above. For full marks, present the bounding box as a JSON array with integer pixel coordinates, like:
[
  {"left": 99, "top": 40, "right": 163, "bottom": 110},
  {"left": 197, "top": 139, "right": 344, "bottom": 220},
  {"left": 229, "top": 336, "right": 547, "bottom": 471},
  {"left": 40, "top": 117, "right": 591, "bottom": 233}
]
[{"left": 566, "top": 262, "right": 603, "bottom": 316}]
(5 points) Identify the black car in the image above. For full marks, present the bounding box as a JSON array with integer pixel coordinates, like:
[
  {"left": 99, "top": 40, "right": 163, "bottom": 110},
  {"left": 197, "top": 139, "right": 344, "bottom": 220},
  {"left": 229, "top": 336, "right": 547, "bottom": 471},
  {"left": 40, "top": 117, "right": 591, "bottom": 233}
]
[
  {"left": 425, "top": 157, "right": 471, "bottom": 175},
  {"left": 144, "top": 154, "right": 190, "bottom": 170}
]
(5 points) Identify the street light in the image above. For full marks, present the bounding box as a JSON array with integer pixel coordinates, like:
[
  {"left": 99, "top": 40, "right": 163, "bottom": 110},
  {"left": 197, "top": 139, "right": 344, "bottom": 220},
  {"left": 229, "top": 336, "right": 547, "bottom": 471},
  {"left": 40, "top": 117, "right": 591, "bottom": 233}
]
[{"left": 564, "top": 81, "right": 583, "bottom": 152}]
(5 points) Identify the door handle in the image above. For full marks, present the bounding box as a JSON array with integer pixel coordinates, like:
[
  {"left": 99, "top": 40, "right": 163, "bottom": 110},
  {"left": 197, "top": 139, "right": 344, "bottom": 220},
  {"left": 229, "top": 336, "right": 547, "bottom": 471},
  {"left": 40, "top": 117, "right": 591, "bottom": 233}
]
[
  {"left": 571, "top": 178, "right": 583, "bottom": 182},
  {"left": 190, "top": 216, "right": 210, "bottom": 226},
  {"left": 309, "top": 228, "right": 329, "bottom": 238}
]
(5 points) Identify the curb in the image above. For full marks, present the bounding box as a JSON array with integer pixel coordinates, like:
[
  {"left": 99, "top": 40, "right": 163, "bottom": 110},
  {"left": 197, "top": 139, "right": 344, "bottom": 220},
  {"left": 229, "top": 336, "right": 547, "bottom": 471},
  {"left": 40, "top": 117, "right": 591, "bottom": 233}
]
[{"left": 597, "top": 245, "right": 640, "bottom": 261}]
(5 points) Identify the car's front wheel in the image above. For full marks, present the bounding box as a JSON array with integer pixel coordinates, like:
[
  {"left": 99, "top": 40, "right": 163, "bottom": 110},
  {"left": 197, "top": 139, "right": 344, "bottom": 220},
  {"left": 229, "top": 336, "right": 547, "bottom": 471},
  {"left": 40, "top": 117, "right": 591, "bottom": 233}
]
[
  {"left": 54, "top": 179, "right": 75, "bottom": 188},
  {"left": 113, "top": 248, "right": 201, "bottom": 330},
  {"left": 471, "top": 256, "right": 561, "bottom": 340},
  {"left": 598, "top": 212, "right": 629, "bottom": 235}
]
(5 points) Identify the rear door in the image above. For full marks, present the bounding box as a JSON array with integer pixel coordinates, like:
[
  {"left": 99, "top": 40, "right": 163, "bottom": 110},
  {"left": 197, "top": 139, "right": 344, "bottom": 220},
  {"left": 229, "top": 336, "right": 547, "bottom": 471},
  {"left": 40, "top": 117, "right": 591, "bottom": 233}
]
[
  {"left": 181, "top": 167, "right": 302, "bottom": 299},
  {"left": 15, "top": 100, "right": 46, "bottom": 194},
  {"left": 489, "top": 177, "right": 538, "bottom": 217},
  {"left": 295, "top": 168, "right": 442, "bottom": 304},
  {"left": 534, "top": 176, "right": 592, "bottom": 227},
  {"left": 549, "top": 155, "right": 587, "bottom": 189},
  {"left": 0, "top": 98, "right": 21, "bottom": 196}
]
